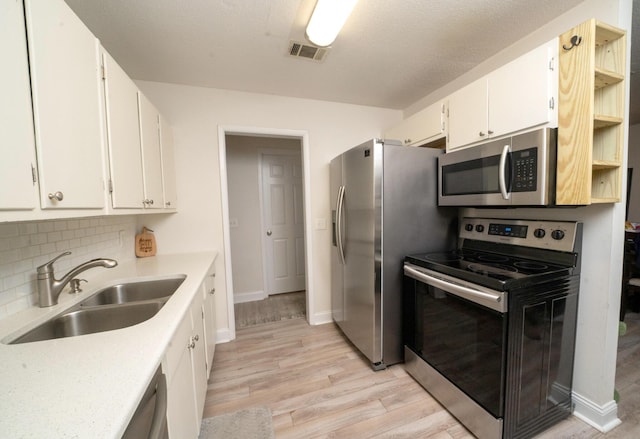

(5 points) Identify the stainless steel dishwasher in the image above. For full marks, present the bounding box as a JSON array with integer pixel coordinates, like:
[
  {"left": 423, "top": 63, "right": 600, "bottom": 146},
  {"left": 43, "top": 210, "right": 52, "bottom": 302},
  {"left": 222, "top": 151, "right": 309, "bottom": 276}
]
[{"left": 122, "top": 367, "right": 168, "bottom": 439}]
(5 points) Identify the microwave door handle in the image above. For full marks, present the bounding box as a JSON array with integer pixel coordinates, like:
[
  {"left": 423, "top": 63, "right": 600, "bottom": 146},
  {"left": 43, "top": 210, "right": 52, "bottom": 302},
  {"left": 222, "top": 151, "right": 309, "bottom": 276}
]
[
  {"left": 499, "top": 144, "right": 511, "bottom": 200},
  {"left": 336, "top": 186, "right": 346, "bottom": 265}
]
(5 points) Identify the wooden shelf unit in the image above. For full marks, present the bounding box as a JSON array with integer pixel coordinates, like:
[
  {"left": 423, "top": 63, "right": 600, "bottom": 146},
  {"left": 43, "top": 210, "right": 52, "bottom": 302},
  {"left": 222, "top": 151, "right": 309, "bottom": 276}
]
[{"left": 556, "top": 19, "right": 626, "bottom": 205}]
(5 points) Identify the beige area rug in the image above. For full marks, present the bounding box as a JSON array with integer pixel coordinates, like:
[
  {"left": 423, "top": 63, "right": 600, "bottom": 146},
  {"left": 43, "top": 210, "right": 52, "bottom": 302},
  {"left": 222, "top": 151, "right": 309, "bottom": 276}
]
[{"left": 199, "top": 406, "right": 275, "bottom": 439}]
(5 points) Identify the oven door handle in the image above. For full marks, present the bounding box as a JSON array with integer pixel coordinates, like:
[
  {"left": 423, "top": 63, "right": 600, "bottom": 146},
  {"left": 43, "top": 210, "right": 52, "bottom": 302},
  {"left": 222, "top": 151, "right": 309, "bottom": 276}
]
[
  {"left": 404, "top": 265, "right": 505, "bottom": 312},
  {"left": 499, "top": 144, "right": 511, "bottom": 200}
]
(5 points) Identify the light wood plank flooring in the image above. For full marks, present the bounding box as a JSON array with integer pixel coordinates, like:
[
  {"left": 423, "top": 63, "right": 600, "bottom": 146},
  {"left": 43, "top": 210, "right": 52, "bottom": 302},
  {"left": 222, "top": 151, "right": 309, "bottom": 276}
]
[{"left": 204, "top": 313, "right": 640, "bottom": 438}]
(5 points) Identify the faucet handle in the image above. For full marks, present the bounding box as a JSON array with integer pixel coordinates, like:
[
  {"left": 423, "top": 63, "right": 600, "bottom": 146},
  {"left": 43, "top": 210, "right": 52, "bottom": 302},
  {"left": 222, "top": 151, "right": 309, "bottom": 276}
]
[{"left": 37, "top": 251, "right": 72, "bottom": 275}]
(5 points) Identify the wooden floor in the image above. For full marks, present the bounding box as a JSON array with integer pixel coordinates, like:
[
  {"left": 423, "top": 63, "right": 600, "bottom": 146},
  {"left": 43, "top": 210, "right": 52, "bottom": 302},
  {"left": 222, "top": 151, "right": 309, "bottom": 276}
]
[{"left": 204, "top": 312, "right": 640, "bottom": 438}]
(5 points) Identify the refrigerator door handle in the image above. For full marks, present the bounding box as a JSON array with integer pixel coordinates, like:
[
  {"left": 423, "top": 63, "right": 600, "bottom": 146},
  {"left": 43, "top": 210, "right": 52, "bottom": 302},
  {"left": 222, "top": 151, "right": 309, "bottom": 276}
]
[{"left": 336, "top": 185, "right": 346, "bottom": 265}]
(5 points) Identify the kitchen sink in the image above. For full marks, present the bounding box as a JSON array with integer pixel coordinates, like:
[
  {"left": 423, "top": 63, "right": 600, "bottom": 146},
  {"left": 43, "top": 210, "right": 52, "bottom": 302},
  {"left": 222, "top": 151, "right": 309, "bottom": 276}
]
[
  {"left": 10, "top": 301, "right": 164, "bottom": 344},
  {"left": 8, "top": 276, "right": 186, "bottom": 344},
  {"left": 79, "top": 276, "right": 185, "bottom": 307}
]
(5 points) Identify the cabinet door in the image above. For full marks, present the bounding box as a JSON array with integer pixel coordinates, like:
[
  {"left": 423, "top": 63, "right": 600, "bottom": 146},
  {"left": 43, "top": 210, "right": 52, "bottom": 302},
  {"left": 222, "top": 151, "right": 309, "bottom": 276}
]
[
  {"left": 489, "top": 39, "right": 556, "bottom": 138},
  {"left": 138, "top": 93, "right": 164, "bottom": 209},
  {"left": 190, "top": 293, "right": 208, "bottom": 423},
  {"left": 159, "top": 115, "right": 178, "bottom": 209},
  {"left": 165, "top": 310, "right": 199, "bottom": 439},
  {"left": 103, "top": 50, "right": 144, "bottom": 209},
  {"left": 0, "top": 0, "right": 37, "bottom": 210},
  {"left": 384, "top": 101, "right": 445, "bottom": 146},
  {"left": 25, "top": 0, "right": 105, "bottom": 209},
  {"left": 448, "top": 79, "right": 489, "bottom": 150},
  {"left": 202, "top": 267, "right": 217, "bottom": 375}
]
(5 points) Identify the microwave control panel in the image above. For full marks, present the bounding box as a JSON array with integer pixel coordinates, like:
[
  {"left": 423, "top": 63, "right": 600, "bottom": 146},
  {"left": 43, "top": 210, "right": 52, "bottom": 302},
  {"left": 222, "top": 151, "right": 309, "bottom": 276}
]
[{"left": 512, "top": 147, "right": 537, "bottom": 192}]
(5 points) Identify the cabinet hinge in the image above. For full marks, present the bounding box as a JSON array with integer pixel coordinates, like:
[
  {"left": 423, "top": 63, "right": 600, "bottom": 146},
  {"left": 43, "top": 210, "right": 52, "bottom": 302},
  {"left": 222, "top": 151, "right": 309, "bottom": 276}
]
[
  {"left": 101, "top": 65, "right": 106, "bottom": 80},
  {"left": 549, "top": 97, "right": 555, "bottom": 110},
  {"left": 31, "top": 164, "right": 37, "bottom": 184},
  {"left": 549, "top": 57, "right": 555, "bottom": 71},
  {"left": 108, "top": 179, "right": 113, "bottom": 193}
]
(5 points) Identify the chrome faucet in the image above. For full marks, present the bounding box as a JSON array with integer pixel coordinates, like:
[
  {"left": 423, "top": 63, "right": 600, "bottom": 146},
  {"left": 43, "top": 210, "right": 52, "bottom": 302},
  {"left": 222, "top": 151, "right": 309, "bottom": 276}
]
[{"left": 37, "top": 251, "right": 118, "bottom": 307}]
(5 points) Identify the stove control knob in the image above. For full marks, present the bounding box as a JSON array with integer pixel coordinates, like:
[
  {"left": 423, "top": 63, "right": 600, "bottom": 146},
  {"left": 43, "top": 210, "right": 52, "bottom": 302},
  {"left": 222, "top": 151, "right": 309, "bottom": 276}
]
[
  {"left": 551, "top": 229, "right": 565, "bottom": 240},
  {"left": 465, "top": 223, "right": 474, "bottom": 232},
  {"left": 533, "top": 228, "right": 546, "bottom": 238},
  {"left": 475, "top": 224, "right": 485, "bottom": 233}
]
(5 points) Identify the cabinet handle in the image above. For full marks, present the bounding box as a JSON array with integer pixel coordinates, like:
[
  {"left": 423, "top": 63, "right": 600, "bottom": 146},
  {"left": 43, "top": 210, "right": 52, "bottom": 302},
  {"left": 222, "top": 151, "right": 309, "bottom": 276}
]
[
  {"left": 479, "top": 131, "right": 486, "bottom": 137},
  {"left": 166, "top": 201, "right": 171, "bottom": 207},
  {"left": 194, "top": 334, "right": 199, "bottom": 342},
  {"left": 209, "top": 288, "right": 216, "bottom": 295},
  {"left": 404, "top": 139, "right": 412, "bottom": 144},
  {"left": 48, "top": 191, "right": 64, "bottom": 201},
  {"left": 488, "top": 130, "right": 494, "bottom": 135},
  {"left": 188, "top": 338, "right": 195, "bottom": 350},
  {"left": 149, "top": 199, "right": 154, "bottom": 205}
]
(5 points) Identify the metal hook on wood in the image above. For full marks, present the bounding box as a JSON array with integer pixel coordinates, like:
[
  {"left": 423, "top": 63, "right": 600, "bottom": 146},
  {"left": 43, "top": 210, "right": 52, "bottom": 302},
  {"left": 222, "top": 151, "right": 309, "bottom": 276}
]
[{"left": 562, "top": 35, "right": 583, "bottom": 51}]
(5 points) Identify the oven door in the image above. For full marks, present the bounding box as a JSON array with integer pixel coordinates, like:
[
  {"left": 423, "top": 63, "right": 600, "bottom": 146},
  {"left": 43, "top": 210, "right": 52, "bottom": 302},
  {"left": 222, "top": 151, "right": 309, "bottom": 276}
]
[{"left": 403, "top": 263, "right": 508, "bottom": 418}]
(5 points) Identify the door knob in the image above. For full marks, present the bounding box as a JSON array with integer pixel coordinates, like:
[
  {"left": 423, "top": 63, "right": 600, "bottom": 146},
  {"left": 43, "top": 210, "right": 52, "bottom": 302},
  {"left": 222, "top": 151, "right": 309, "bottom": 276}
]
[{"left": 266, "top": 230, "right": 272, "bottom": 236}]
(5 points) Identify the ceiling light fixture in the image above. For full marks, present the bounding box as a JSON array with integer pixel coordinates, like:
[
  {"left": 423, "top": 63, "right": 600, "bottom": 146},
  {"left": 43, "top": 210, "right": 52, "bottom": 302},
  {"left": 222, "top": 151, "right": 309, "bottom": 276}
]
[{"left": 305, "top": 0, "right": 358, "bottom": 47}]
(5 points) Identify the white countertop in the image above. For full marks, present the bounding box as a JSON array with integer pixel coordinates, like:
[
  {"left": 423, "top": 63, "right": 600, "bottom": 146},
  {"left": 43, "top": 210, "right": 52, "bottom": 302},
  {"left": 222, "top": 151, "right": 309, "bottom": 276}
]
[{"left": 0, "top": 251, "right": 217, "bottom": 438}]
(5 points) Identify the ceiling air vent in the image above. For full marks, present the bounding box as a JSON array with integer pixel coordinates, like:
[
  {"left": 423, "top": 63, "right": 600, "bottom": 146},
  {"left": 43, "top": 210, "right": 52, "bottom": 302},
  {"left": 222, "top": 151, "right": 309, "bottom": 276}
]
[{"left": 288, "top": 40, "right": 328, "bottom": 62}]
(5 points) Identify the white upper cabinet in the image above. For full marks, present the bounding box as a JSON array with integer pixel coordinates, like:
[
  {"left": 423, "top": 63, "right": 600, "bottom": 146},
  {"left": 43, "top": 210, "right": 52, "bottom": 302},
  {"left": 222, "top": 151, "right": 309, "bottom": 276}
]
[
  {"left": 159, "top": 115, "right": 178, "bottom": 209},
  {"left": 448, "top": 79, "right": 489, "bottom": 149},
  {"left": 0, "top": 0, "right": 37, "bottom": 211},
  {"left": 102, "top": 50, "right": 145, "bottom": 209},
  {"left": 138, "top": 93, "right": 164, "bottom": 209},
  {"left": 384, "top": 101, "right": 447, "bottom": 147},
  {"left": 487, "top": 38, "right": 558, "bottom": 139},
  {"left": 24, "top": 0, "right": 105, "bottom": 209},
  {"left": 448, "top": 38, "right": 558, "bottom": 151}
]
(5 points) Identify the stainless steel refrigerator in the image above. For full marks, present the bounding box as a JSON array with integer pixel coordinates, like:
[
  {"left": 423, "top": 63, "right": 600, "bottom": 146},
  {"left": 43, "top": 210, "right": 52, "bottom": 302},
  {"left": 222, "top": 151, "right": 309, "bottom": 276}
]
[{"left": 330, "top": 138, "right": 457, "bottom": 369}]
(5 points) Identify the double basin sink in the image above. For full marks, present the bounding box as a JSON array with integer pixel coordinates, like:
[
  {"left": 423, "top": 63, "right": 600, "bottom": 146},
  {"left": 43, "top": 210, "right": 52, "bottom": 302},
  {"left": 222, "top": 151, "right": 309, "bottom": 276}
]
[{"left": 9, "top": 276, "right": 185, "bottom": 344}]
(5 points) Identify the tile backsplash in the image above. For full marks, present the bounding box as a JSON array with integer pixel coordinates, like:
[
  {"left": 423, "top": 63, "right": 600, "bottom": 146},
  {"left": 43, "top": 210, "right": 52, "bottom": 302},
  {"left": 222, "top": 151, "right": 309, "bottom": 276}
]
[{"left": 0, "top": 216, "right": 137, "bottom": 319}]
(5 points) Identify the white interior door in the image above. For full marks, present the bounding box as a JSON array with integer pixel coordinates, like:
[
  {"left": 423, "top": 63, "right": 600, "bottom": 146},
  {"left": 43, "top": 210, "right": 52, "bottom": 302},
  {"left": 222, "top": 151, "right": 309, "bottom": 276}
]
[{"left": 261, "top": 153, "right": 305, "bottom": 295}]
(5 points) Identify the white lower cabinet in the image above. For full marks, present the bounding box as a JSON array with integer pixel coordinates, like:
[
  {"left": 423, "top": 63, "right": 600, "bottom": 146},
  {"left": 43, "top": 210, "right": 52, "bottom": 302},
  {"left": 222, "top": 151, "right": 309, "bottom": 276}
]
[
  {"left": 202, "top": 263, "right": 217, "bottom": 376},
  {"left": 164, "top": 291, "right": 208, "bottom": 438}
]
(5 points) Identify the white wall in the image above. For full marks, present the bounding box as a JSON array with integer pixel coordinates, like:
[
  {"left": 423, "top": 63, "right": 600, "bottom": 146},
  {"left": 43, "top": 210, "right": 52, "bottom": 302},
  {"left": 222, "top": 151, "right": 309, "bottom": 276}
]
[
  {"left": 226, "top": 135, "right": 301, "bottom": 301},
  {"left": 133, "top": 83, "right": 401, "bottom": 334}
]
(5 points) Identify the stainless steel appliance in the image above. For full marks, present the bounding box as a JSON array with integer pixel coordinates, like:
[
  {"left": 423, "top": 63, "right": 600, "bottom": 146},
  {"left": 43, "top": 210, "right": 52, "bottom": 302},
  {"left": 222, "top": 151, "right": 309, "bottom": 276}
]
[
  {"left": 123, "top": 366, "right": 168, "bottom": 439},
  {"left": 330, "top": 138, "right": 457, "bottom": 370},
  {"left": 438, "top": 128, "right": 556, "bottom": 207},
  {"left": 403, "top": 217, "right": 582, "bottom": 439}
]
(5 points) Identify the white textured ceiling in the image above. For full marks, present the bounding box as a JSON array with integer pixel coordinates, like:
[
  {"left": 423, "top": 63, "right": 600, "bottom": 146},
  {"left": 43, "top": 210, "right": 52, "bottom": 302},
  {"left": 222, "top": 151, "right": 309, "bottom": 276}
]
[{"left": 63, "top": 0, "right": 638, "bottom": 123}]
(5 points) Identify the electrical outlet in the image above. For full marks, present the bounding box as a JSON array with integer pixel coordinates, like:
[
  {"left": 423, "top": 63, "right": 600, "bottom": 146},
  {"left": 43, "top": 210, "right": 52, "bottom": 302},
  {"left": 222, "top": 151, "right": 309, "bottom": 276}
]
[{"left": 229, "top": 218, "right": 239, "bottom": 228}]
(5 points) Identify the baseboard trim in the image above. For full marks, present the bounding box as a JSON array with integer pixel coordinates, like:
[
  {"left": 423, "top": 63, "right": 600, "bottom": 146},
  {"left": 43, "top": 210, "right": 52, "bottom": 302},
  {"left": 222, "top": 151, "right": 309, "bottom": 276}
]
[
  {"left": 234, "top": 290, "right": 267, "bottom": 304},
  {"left": 572, "top": 391, "right": 621, "bottom": 433},
  {"left": 215, "top": 327, "right": 234, "bottom": 344},
  {"left": 309, "top": 310, "right": 333, "bottom": 325}
]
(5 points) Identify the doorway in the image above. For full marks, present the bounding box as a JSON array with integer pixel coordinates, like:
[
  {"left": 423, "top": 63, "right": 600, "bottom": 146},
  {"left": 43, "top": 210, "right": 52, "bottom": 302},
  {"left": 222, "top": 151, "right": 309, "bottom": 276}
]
[{"left": 218, "top": 128, "right": 314, "bottom": 339}]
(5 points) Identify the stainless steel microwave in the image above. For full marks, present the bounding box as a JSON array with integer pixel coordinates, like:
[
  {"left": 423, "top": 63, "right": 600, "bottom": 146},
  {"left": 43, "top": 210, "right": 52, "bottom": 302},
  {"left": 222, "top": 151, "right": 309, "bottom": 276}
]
[{"left": 438, "top": 128, "right": 556, "bottom": 206}]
